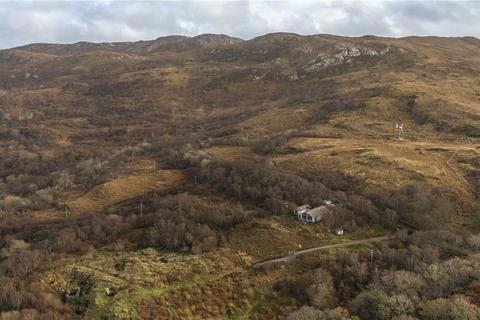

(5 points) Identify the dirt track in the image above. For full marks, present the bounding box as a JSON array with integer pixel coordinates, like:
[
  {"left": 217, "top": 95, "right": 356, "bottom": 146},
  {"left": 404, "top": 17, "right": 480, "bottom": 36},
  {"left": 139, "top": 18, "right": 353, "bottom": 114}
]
[{"left": 252, "top": 236, "right": 389, "bottom": 268}]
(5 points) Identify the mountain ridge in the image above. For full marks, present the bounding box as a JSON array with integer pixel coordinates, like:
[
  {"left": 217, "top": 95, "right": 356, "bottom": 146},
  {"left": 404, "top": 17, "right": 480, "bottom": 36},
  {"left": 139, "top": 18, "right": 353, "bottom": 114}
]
[{"left": 6, "top": 32, "right": 480, "bottom": 55}]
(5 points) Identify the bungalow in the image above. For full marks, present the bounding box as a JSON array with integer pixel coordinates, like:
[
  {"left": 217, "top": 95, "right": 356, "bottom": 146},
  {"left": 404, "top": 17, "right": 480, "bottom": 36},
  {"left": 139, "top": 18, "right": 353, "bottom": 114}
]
[{"left": 296, "top": 205, "right": 331, "bottom": 223}]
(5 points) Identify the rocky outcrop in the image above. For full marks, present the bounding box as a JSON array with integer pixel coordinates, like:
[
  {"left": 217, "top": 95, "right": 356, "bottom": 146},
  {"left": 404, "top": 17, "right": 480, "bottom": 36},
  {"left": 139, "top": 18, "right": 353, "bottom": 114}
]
[{"left": 302, "top": 44, "right": 392, "bottom": 73}]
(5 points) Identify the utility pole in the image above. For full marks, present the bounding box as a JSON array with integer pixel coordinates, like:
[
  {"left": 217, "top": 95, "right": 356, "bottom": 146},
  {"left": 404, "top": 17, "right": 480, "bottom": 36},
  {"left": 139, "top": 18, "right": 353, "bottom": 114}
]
[{"left": 396, "top": 122, "right": 404, "bottom": 140}]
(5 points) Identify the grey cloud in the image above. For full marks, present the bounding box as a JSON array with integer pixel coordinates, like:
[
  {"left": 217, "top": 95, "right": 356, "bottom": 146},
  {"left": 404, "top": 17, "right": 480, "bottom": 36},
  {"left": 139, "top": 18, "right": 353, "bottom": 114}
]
[{"left": 0, "top": 0, "right": 479, "bottom": 49}]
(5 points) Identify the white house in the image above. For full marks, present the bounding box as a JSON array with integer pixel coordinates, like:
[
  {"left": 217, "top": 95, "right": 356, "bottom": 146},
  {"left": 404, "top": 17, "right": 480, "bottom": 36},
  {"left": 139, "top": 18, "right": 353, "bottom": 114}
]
[{"left": 295, "top": 205, "right": 331, "bottom": 223}]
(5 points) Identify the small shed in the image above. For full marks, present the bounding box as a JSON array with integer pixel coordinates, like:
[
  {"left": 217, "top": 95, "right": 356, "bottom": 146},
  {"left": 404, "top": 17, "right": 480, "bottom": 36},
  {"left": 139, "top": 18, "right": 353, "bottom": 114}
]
[
  {"left": 334, "top": 227, "right": 344, "bottom": 236},
  {"left": 323, "top": 200, "right": 335, "bottom": 207}
]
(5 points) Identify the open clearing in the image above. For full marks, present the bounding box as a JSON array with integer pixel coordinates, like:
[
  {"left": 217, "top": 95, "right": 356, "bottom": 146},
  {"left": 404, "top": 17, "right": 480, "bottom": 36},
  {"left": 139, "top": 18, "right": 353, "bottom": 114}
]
[{"left": 65, "top": 169, "right": 184, "bottom": 215}]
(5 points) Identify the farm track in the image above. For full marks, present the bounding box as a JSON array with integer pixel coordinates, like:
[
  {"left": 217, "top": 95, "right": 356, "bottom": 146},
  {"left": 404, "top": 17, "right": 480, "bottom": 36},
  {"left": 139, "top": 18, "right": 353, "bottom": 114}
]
[{"left": 252, "top": 236, "right": 389, "bottom": 268}]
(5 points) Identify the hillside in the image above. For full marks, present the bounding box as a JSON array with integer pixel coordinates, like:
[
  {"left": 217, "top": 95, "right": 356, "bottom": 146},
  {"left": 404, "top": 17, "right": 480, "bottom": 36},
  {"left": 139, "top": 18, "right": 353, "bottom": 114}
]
[{"left": 0, "top": 33, "right": 479, "bottom": 319}]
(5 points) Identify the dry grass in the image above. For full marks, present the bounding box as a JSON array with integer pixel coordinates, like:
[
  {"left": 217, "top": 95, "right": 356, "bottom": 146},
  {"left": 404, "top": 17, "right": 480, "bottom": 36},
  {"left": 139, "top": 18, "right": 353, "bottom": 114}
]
[
  {"left": 66, "top": 170, "right": 184, "bottom": 215},
  {"left": 206, "top": 146, "right": 248, "bottom": 160},
  {"left": 238, "top": 108, "right": 311, "bottom": 138}
]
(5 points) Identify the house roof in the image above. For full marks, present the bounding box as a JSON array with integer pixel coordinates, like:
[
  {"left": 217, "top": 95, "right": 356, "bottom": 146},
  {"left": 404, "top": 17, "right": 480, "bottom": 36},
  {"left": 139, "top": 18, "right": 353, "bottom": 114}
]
[
  {"left": 296, "top": 204, "right": 311, "bottom": 211},
  {"left": 307, "top": 206, "right": 331, "bottom": 219}
]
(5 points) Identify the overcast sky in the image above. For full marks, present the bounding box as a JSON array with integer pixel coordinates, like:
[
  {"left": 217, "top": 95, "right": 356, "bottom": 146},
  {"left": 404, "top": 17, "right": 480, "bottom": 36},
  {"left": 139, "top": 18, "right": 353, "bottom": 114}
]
[{"left": 0, "top": 0, "right": 479, "bottom": 49}]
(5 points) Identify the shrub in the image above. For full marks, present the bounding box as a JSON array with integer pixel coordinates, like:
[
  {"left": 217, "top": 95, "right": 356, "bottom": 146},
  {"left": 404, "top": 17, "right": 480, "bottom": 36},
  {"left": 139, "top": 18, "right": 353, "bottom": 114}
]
[
  {"left": 419, "top": 296, "right": 480, "bottom": 320},
  {"left": 1, "top": 195, "right": 31, "bottom": 212}
]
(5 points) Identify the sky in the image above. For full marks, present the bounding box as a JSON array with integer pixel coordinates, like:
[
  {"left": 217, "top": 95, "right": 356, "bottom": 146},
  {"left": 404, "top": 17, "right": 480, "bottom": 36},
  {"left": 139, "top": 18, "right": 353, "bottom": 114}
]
[{"left": 0, "top": 0, "right": 479, "bottom": 49}]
